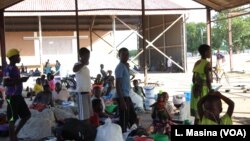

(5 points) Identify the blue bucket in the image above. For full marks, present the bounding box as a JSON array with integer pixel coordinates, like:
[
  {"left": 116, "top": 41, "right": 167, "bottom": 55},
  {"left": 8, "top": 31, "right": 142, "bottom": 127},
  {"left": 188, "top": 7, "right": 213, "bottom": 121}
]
[{"left": 184, "top": 91, "right": 191, "bottom": 102}]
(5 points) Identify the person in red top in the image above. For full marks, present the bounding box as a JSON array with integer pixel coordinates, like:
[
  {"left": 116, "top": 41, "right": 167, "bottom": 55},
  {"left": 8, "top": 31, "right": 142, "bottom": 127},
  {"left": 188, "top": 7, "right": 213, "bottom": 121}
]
[
  {"left": 3, "top": 48, "right": 31, "bottom": 141},
  {"left": 48, "top": 74, "right": 55, "bottom": 91}
]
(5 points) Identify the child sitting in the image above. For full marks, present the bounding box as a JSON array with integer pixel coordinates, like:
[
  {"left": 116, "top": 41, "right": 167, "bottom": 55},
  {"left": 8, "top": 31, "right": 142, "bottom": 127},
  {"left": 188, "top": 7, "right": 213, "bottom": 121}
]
[
  {"left": 173, "top": 95, "right": 188, "bottom": 123},
  {"left": 132, "top": 79, "right": 146, "bottom": 100},
  {"left": 91, "top": 86, "right": 105, "bottom": 112},
  {"left": 30, "top": 84, "right": 54, "bottom": 112},
  {"left": 198, "top": 91, "right": 234, "bottom": 125},
  {"left": 90, "top": 99, "right": 109, "bottom": 127},
  {"left": 162, "top": 92, "right": 174, "bottom": 118},
  {"left": 94, "top": 74, "right": 104, "bottom": 86},
  {"left": 151, "top": 92, "right": 174, "bottom": 135},
  {"left": 33, "top": 78, "right": 43, "bottom": 95}
]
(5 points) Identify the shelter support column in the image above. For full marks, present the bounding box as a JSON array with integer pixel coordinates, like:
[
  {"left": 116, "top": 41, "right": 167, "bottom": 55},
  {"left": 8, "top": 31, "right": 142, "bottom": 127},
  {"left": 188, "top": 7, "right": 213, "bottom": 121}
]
[
  {"left": 89, "top": 27, "right": 93, "bottom": 51},
  {"left": 228, "top": 14, "right": 233, "bottom": 71},
  {"left": 89, "top": 16, "right": 96, "bottom": 51},
  {"left": 112, "top": 16, "right": 116, "bottom": 58},
  {"left": 75, "top": 0, "right": 80, "bottom": 59},
  {"left": 142, "top": 0, "right": 147, "bottom": 85},
  {"left": 206, "top": 7, "right": 212, "bottom": 63},
  {"left": 183, "top": 14, "right": 187, "bottom": 72},
  {"left": 38, "top": 16, "right": 43, "bottom": 72},
  {"left": 0, "top": 10, "right": 6, "bottom": 71}
]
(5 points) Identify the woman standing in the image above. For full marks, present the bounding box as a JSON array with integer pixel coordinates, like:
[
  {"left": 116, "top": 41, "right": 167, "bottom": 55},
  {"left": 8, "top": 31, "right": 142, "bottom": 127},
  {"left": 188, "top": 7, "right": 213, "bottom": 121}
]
[{"left": 191, "top": 44, "right": 212, "bottom": 124}]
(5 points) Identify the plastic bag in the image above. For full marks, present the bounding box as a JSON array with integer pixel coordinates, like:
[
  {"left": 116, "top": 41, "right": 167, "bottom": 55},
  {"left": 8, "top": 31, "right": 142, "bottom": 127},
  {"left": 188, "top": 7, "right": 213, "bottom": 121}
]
[
  {"left": 17, "top": 117, "right": 53, "bottom": 140},
  {"left": 129, "top": 89, "right": 144, "bottom": 109},
  {"left": 95, "top": 118, "right": 123, "bottom": 141}
]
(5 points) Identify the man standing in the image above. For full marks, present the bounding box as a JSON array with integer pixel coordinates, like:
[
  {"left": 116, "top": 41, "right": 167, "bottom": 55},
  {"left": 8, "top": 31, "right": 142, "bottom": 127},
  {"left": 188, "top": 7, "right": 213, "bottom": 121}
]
[
  {"left": 4, "top": 49, "right": 31, "bottom": 141},
  {"left": 115, "top": 47, "right": 137, "bottom": 132},
  {"left": 55, "top": 60, "right": 61, "bottom": 75},
  {"left": 73, "top": 48, "right": 92, "bottom": 121},
  {"left": 167, "top": 56, "right": 173, "bottom": 73},
  {"left": 215, "top": 49, "right": 225, "bottom": 68}
]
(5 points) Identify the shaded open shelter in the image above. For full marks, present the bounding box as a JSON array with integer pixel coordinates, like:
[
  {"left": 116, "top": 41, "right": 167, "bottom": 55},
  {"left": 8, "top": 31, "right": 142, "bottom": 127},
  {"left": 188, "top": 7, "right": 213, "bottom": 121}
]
[
  {"left": 0, "top": 0, "right": 249, "bottom": 83},
  {"left": 194, "top": 0, "right": 250, "bottom": 11},
  {"left": 1, "top": 0, "right": 189, "bottom": 76}
]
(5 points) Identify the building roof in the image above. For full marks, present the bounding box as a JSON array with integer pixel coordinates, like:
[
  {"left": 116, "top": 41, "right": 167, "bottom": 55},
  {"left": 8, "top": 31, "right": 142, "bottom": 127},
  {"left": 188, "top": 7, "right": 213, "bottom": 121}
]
[
  {"left": 3, "top": 0, "right": 187, "bottom": 32},
  {"left": 194, "top": 0, "right": 250, "bottom": 11},
  {"left": 2, "top": 0, "right": 249, "bottom": 12},
  {"left": 0, "top": 0, "right": 23, "bottom": 10},
  {"left": 2, "top": 0, "right": 249, "bottom": 32},
  {"left": 5, "top": 0, "right": 185, "bottom": 15}
]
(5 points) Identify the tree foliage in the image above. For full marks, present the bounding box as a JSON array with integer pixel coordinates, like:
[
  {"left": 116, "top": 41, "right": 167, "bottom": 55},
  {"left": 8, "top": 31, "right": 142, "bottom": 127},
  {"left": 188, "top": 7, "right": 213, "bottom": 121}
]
[
  {"left": 186, "top": 22, "right": 206, "bottom": 54},
  {"left": 129, "top": 49, "right": 138, "bottom": 57},
  {"left": 211, "top": 10, "right": 250, "bottom": 53},
  {"left": 187, "top": 10, "right": 250, "bottom": 54}
]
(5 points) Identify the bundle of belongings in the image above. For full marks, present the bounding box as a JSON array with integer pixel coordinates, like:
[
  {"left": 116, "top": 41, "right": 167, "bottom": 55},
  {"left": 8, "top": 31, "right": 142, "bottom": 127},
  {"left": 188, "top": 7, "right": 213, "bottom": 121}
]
[
  {"left": 54, "top": 118, "right": 97, "bottom": 141},
  {"left": 17, "top": 107, "right": 77, "bottom": 140},
  {"left": 0, "top": 113, "right": 9, "bottom": 137}
]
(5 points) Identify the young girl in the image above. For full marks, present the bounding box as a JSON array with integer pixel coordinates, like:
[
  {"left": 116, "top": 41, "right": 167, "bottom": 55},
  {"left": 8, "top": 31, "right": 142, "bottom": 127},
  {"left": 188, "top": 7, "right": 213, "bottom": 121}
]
[
  {"left": 151, "top": 92, "right": 174, "bottom": 135},
  {"left": 198, "top": 91, "right": 234, "bottom": 125},
  {"left": 191, "top": 44, "right": 212, "bottom": 124},
  {"left": 91, "top": 86, "right": 105, "bottom": 113},
  {"left": 48, "top": 74, "right": 55, "bottom": 91}
]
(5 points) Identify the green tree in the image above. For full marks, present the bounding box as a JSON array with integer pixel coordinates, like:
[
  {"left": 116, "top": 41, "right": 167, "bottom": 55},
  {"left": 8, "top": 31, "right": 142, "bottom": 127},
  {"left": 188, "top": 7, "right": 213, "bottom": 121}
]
[
  {"left": 232, "top": 16, "right": 250, "bottom": 52},
  {"left": 211, "top": 10, "right": 250, "bottom": 53},
  {"left": 129, "top": 49, "right": 138, "bottom": 57},
  {"left": 186, "top": 22, "right": 206, "bottom": 54},
  {"left": 211, "top": 12, "right": 228, "bottom": 51}
]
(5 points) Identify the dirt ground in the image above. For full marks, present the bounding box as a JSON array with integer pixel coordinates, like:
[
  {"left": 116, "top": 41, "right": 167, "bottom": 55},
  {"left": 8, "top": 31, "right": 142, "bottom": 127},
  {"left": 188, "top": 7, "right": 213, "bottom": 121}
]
[
  {"left": 137, "top": 72, "right": 250, "bottom": 127},
  {"left": 137, "top": 53, "right": 250, "bottom": 126}
]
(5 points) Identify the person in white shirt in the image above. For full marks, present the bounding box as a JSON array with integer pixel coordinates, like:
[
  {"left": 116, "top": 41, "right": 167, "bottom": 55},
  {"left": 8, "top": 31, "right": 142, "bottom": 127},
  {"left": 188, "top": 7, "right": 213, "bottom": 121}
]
[
  {"left": 167, "top": 56, "right": 173, "bottom": 73},
  {"left": 53, "top": 82, "right": 70, "bottom": 103},
  {"left": 73, "top": 48, "right": 92, "bottom": 120},
  {"left": 173, "top": 95, "right": 187, "bottom": 122}
]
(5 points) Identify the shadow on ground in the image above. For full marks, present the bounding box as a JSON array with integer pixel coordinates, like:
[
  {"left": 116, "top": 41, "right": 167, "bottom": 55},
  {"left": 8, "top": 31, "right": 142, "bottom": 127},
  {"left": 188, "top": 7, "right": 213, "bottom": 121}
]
[{"left": 233, "top": 116, "right": 250, "bottom": 125}]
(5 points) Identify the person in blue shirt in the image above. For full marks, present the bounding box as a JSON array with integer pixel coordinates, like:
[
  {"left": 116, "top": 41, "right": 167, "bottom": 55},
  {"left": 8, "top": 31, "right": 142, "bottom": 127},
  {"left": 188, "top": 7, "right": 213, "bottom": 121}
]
[
  {"left": 4, "top": 49, "right": 31, "bottom": 141},
  {"left": 115, "top": 47, "right": 138, "bottom": 132}
]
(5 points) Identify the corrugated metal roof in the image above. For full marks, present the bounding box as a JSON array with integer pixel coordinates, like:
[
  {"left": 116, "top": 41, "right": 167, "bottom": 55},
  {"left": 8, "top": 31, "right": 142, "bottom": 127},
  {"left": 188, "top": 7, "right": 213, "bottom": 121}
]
[
  {"left": 4, "top": 0, "right": 189, "bottom": 16},
  {"left": 0, "top": 0, "right": 23, "bottom": 9},
  {"left": 2, "top": 0, "right": 250, "bottom": 12},
  {"left": 5, "top": 0, "right": 184, "bottom": 12},
  {"left": 194, "top": 0, "right": 250, "bottom": 11}
]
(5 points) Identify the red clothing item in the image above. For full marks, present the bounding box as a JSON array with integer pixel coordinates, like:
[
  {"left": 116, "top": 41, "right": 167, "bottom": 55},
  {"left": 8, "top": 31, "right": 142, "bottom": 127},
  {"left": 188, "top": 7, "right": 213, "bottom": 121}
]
[
  {"left": 89, "top": 112, "right": 100, "bottom": 127},
  {"left": 157, "top": 101, "right": 165, "bottom": 111},
  {"left": 49, "top": 80, "right": 55, "bottom": 91}
]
